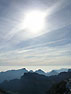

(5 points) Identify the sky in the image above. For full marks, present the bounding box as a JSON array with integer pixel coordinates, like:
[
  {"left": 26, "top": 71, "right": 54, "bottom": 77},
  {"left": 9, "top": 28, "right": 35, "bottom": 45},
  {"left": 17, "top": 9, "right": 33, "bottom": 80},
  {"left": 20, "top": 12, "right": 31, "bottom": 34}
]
[{"left": 0, "top": 0, "right": 71, "bottom": 70}]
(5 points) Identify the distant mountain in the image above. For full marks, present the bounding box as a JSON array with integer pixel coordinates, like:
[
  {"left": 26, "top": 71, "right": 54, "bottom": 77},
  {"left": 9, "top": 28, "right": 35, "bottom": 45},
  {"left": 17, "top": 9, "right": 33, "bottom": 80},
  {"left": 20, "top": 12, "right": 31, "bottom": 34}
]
[
  {"left": 46, "top": 68, "right": 68, "bottom": 76},
  {"left": 29, "top": 70, "right": 33, "bottom": 73},
  {"left": 0, "top": 72, "right": 71, "bottom": 94},
  {"left": 68, "top": 69, "right": 71, "bottom": 72},
  {"left": 47, "top": 70, "right": 58, "bottom": 76},
  {"left": 0, "top": 68, "right": 70, "bottom": 84},
  {"left": 55, "top": 68, "right": 68, "bottom": 73},
  {"left": 35, "top": 69, "right": 46, "bottom": 75},
  {"left": 0, "top": 68, "right": 28, "bottom": 83}
]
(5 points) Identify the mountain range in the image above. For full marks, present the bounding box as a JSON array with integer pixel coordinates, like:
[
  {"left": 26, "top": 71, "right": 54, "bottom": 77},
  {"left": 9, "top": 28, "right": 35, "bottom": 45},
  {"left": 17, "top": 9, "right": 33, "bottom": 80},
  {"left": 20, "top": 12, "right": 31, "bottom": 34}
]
[
  {"left": 0, "top": 71, "right": 71, "bottom": 94},
  {"left": 0, "top": 68, "right": 70, "bottom": 83}
]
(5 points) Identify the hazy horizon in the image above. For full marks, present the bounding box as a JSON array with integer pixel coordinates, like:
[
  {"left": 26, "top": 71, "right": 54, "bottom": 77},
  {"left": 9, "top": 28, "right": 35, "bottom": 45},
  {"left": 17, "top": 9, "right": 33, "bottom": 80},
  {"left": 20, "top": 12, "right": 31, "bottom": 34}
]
[{"left": 0, "top": 65, "right": 71, "bottom": 72}]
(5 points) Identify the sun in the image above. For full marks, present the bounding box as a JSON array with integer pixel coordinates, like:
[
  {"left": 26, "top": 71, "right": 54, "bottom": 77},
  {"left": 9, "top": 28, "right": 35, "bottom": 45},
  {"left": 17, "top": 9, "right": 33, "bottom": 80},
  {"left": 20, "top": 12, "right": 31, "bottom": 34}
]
[{"left": 23, "top": 10, "right": 46, "bottom": 34}]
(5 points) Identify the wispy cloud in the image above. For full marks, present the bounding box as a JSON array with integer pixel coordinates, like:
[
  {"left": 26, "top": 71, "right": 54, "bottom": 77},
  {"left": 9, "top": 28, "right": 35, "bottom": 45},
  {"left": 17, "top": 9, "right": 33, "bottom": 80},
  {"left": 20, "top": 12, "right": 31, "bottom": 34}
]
[{"left": 0, "top": 0, "right": 71, "bottom": 66}]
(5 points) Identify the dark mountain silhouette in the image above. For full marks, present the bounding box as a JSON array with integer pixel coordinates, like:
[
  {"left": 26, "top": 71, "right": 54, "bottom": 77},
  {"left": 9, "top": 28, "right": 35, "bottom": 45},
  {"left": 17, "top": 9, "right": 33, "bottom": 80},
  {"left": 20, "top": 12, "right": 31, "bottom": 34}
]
[
  {"left": 0, "top": 88, "right": 8, "bottom": 94},
  {"left": 0, "top": 72, "right": 49, "bottom": 94},
  {"left": 0, "top": 68, "right": 28, "bottom": 83},
  {"left": 46, "top": 78, "right": 71, "bottom": 94},
  {"left": 46, "top": 81, "right": 67, "bottom": 94},
  {"left": 0, "top": 68, "right": 69, "bottom": 84},
  {"left": 0, "top": 72, "right": 71, "bottom": 94}
]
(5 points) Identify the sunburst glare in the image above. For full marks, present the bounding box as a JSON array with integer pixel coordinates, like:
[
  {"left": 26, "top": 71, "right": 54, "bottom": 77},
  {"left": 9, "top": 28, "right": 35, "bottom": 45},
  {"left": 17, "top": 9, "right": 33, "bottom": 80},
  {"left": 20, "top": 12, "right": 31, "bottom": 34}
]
[{"left": 22, "top": 10, "right": 47, "bottom": 34}]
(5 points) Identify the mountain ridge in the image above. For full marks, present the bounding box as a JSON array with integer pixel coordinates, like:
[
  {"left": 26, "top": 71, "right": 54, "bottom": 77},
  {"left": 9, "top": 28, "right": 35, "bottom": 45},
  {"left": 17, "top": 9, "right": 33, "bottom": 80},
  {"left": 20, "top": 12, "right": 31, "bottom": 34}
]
[
  {"left": 0, "top": 68, "right": 70, "bottom": 83},
  {"left": 0, "top": 72, "right": 71, "bottom": 94}
]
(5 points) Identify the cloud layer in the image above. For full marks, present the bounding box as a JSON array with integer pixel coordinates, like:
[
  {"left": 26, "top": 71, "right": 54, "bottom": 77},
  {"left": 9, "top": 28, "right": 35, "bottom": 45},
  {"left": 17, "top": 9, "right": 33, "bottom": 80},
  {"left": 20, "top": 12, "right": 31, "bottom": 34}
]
[{"left": 0, "top": 0, "right": 71, "bottom": 66}]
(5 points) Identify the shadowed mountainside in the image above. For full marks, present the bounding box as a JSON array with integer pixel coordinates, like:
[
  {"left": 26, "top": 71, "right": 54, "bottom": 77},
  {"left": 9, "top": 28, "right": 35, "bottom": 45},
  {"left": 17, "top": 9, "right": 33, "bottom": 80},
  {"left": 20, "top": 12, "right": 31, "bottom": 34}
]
[
  {"left": 0, "top": 68, "right": 28, "bottom": 83},
  {"left": 0, "top": 68, "right": 69, "bottom": 84},
  {"left": 0, "top": 71, "right": 71, "bottom": 94}
]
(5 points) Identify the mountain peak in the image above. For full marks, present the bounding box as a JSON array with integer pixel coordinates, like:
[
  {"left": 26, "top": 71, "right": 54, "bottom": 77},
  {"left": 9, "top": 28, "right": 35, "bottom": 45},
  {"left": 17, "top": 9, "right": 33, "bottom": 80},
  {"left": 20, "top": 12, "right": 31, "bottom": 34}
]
[
  {"left": 47, "top": 70, "right": 58, "bottom": 76},
  {"left": 35, "top": 69, "right": 46, "bottom": 75}
]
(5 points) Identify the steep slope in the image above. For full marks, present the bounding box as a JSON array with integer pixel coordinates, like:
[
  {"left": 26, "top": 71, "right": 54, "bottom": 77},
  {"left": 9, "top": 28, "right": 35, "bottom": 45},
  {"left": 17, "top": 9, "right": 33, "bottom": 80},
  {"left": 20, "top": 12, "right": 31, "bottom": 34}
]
[
  {"left": 47, "top": 70, "right": 58, "bottom": 76},
  {"left": 0, "top": 68, "right": 28, "bottom": 83},
  {"left": 35, "top": 69, "right": 46, "bottom": 75},
  {"left": 46, "top": 79, "right": 71, "bottom": 94},
  {"left": 0, "top": 72, "right": 71, "bottom": 94}
]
